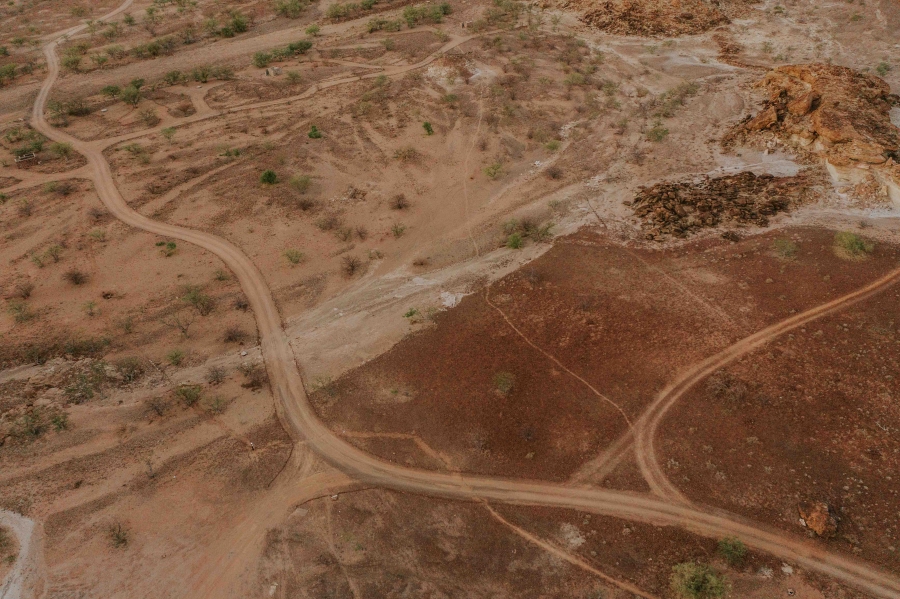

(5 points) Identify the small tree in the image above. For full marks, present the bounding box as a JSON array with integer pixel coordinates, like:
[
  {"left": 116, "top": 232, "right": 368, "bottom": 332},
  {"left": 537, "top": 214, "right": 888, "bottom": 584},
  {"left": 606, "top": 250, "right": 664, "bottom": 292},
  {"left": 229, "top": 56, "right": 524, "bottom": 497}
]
[
  {"left": 120, "top": 85, "right": 141, "bottom": 106},
  {"left": 260, "top": 170, "right": 277, "bottom": 184}
]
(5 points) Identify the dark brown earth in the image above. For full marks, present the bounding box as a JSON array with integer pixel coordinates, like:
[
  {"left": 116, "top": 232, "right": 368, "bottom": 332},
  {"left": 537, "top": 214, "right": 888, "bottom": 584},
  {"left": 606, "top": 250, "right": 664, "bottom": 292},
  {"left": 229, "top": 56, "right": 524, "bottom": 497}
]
[
  {"left": 659, "top": 290, "right": 900, "bottom": 572},
  {"left": 312, "top": 226, "right": 900, "bottom": 483}
]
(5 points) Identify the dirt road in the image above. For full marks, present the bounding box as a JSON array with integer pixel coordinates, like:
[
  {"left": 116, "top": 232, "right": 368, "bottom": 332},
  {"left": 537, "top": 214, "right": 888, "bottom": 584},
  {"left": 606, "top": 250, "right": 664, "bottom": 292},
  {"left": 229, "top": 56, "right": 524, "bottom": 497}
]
[
  {"left": 20, "top": 6, "right": 900, "bottom": 598},
  {"left": 0, "top": 511, "right": 42, "bottom": 599}
]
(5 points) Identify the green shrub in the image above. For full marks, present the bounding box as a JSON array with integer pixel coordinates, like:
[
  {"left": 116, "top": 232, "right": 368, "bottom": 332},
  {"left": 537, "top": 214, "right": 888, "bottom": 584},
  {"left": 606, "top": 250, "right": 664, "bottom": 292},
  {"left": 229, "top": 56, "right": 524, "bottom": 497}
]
[
  {"left": 183, "top": 285, "right": 215, "bottom": 315},
  {"left": 231, "top": 12, "right": 250, "bottom": 32},
  {"left": 717, "top": 537, "right": 747, "bottom": 567},
  {"left": 101, "top": 85, "right": 121, "bottom": 97},
  {"left": 49, "top": 142, "right": 72, "bottom": 158},
  {"left": 506, "top": 233, "right": 523, "bottom": 249},
  {"left": 284, "top": 249, "right": 305, "bottom": 264},
  {"left": 166, "top": 349, "right": 184, "bottom": 365},
  {"left": 308, "top": 125, "right": 323, "bottom": 139},
  {"left": 120, "top": 85, "right": 142, "bottom": 106},
  {"left": 834, "top": 231, "right": 874, "bottom": 257},
  {"left": 253, "top": 51, "right": 272, "bottom": 68},
  {"left": 647, "top": 123, "right": 669, "bottom": 142},
  {"left": 483, "top": 163, "right": 502, "bottom": 179},
  {"left": 290, "top": 174, "right": 312, "bottom": 192},
  {"left": 287, "top": 39, "right": 313, "bottom": 54},
  {"left": 876, "top": 62, "right": 891, "bottom": 77},
  {"left": 670, "top": 563, "right": 728, "bottom": 599},
  {"left": 423, "top": 121, "right": 434, "bottom": 135},
  {"left": 260, "top": 169, "right": 277, "bottom": 184},
  {"left": 306, "top": 24, "right": 320, "bottom": 36},
  {"left": 402, "top": 2, "right": 451, "bottom": 27},
  {"left": 276, "top": 0, "right": 307, "bottom": 18},
  {"left": 175, "top": 384, "right": 202, "bottom": 406}
]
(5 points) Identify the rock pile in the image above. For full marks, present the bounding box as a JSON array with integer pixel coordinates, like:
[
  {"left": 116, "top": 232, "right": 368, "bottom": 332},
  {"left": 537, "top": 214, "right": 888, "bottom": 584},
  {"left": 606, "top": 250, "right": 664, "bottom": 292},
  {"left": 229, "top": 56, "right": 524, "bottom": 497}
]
[
  {"left": 578, "top": 0, "right": 728, "bottom": 36},
  {"left": 798, "top": 500, "right": 839, "bottom": 538},
  {"left": 631, "top": 171, "right": 810, "bottom": 240}
]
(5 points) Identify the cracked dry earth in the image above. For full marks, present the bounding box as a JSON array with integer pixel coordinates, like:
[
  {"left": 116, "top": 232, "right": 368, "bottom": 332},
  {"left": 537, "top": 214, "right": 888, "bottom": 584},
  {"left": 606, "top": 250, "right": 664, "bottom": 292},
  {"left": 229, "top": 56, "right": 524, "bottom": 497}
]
[{"left": 1, "top": 0, "right": 900, "bottom": 597}]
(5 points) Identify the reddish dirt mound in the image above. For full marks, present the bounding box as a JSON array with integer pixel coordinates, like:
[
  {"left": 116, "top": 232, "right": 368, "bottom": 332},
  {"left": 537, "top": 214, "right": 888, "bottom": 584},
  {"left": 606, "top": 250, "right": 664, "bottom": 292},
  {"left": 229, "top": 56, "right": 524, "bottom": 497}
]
[
  {"left": 631, "top": 171, "right": 813, "bottom": 240},
  {"left": 727, "top": 64, "right": 900, "bottom": 171},
  {"left": 578, "top": 0, "right": 728, "bottom": 36}
]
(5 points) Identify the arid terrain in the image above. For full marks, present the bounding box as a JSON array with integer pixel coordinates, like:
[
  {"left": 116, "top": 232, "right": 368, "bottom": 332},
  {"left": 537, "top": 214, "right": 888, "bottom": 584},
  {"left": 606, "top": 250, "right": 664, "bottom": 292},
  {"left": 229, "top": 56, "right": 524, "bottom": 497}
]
[{"left": 1, "top": 0, "right": 899, "bottom": 597}]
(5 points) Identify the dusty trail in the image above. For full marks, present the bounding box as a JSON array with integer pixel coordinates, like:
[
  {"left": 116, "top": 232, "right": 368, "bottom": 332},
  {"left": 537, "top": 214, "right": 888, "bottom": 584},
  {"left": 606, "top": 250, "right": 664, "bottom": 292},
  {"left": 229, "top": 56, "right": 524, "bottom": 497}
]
[
  {"left": 0, "top": 510, "right": 43, "bottom": 599},
  {"left": 20, "top": 6, "right": 900, "bottom": 599}
]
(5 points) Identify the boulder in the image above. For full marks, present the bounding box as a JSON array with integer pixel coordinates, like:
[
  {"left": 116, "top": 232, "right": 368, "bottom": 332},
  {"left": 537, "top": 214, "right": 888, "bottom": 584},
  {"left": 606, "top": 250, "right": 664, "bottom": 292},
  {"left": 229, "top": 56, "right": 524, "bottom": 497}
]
[{"left": 798, "top": 501, "right": 838, "bottom": 538}]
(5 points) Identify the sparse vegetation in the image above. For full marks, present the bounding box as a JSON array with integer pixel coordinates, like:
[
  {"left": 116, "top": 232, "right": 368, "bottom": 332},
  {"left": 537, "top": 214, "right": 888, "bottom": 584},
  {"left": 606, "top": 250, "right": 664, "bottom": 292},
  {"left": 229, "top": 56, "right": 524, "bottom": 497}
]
[
  {"left": 207, "top": 365, "right": 227, "bottom": 385},
  {"left": 175, "top": 384, "right": 202, "bottom": 406},
  {"left": 183, "top": 285, "right": 215, "bottom": 315},
  {"left": 773, "top": 238, "right": 797, "bottom": 259},
  {"left": 483, "top": 162, "right": 503, "bottom": 179},
  {"left": 284, "top": 249, "right": 305, "bottom": 265},
  {"left": 289, "top": 174, "right": 312, "bottom": 193},
  {"left": 670, "top": 562, "right": 728, "bottom": 599},
  {"left": 391, "top": 223, "right": 406, "bottom": 238},
  {"left": 341, "top": 255, "right": 363, "bottom": 276},
  {"left": 647, "top": 123, "right": 670, "bottom": 142},
  {"left": 394, "top": 147, "right": 418, "bottom": 162},
  {"left": 239, "top": 363, "right": 268, "bottom": 389},
  {"left": 166, "top": 349, "right": 185, "bottom": 366},
  {"left": 717, "top": 537, "right": 747, "bottom": 567},
  {"left": 493, "top": 371, "right": 515, "bottom": 395},
  {"left": 109, "top": 522, "right": 129, "bottom": 548},
  {"left": 63, "top": 269, "right": 89, "bottom": 286},
  {"left": 834, "top": 231, "right": 873, "bottom": 258}
]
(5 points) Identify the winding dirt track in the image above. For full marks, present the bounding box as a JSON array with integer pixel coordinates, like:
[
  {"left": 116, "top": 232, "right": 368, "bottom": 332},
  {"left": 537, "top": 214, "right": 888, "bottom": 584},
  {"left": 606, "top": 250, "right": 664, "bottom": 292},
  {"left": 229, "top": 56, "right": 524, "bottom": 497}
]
[{"left": 22, "top": 7, "right": 900, "bottom": 598}]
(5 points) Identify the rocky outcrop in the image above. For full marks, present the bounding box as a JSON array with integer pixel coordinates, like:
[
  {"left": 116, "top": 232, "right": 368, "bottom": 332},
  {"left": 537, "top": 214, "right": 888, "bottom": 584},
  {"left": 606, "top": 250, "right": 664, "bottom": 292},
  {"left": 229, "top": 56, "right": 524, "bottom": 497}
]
[
  {"left": 728, "top": 64, "right": 899, "bottom": 175},
  {"left": 630, "top": 171, "right": 810, "bottom": 240},
  {"left": 798, "top": 500, "right": 838, "bottom": 538}
]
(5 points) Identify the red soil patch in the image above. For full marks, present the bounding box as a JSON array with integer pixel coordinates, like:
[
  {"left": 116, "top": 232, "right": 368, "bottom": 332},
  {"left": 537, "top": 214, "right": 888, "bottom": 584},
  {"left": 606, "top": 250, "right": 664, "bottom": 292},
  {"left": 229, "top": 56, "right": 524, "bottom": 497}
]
[
  {"left": 659, "top": 292, "right": 900, "bottom": 571},
  {"left": 313, "top": 226, "right": 900, "bottom": 482}
]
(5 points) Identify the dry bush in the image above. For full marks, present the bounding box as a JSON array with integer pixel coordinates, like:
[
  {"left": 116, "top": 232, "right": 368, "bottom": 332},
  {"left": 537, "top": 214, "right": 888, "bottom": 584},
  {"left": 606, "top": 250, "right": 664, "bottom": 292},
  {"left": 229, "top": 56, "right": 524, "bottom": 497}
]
[
  {"left": 545, "top": 165, "right": 562, "bottom": 180},
  {"left": 63, "top": 269, "right": 88, "bottom": 285},
  {"left": 341, "top": 255, "right": 362, "bottom": 276},
  {"left": 390, "top": 194, "right": 409, "bottom": 210},
  {"left": 14, "top": 281, "right": 34, "bottom": 299},
  {"left": 145, "top": 396, "right": 169, "bottom": 416},
  {"left": 394, "top": 147, "right": 418, "bottom": 162},
  {"left": 239, "top": 363, "right": 268, "bottom": 390},
  {"left": 206, "top": 365, "right": 227, "bottom": 385},
  {"left": 223, "top": 326, "right": 247, "bottom": 343},
  {"left": 315, "top": 213, "right": 342, "bottom": 231}
]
